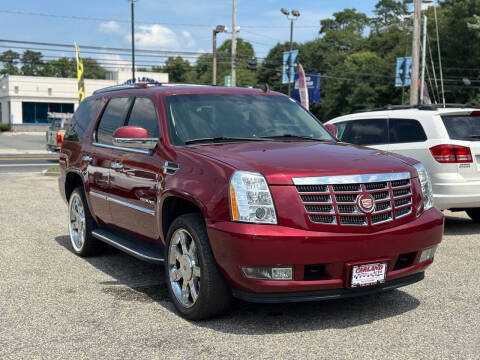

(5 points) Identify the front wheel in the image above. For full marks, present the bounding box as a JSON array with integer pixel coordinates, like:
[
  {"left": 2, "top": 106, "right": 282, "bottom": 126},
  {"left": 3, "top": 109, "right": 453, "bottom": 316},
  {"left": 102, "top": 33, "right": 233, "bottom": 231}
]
[
  {"left": 466, "top": 208, "right": 480, "bottom": 223},
  {"left": 165, "top": 213, "right": 232, "bottom": 320}
]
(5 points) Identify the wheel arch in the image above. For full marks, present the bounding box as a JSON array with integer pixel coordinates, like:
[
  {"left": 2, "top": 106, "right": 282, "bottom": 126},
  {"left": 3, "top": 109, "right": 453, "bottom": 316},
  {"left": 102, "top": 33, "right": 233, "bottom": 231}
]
[{"left": 65, "top": 170, "right": 85, "bottom": 201}]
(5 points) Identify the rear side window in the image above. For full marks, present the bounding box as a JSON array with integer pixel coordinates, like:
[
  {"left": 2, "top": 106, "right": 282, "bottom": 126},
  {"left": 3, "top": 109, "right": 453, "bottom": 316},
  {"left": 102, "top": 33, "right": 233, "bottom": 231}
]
[
  {"left": 64, "top": 99, "right": 101, "bottom": 142},
  {"left": 339, "top": 119, "right": 388, "bottom": 145},
  {"left": 389, "top": 118, "right": 427, "bottom": 143},
  {"left": 126, "top": 97, "right": 159, "bottom": 138},
  {"left": 442, "top": 115, "right": 480, "bottom": 141},
  {"left": 96, "top": 97, "right": 131, "bottom": 145}
]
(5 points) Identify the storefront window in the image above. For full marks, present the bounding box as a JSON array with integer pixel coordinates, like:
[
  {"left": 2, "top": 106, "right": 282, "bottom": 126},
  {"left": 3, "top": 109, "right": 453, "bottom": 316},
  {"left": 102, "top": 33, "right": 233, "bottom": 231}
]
[{"left": 22, "top": 102, "right": 74, "bottom": 123}]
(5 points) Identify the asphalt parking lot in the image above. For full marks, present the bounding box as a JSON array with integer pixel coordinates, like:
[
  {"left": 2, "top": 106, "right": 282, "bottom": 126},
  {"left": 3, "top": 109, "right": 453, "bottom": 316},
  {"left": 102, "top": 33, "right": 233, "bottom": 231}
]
[{"left": 0, "top": 173, "right": 479, "bottom": 359}]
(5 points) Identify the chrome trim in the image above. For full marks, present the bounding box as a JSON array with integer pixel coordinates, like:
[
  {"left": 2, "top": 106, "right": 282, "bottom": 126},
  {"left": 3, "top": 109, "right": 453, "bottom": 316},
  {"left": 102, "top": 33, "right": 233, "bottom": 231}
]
[
  {"left": 89, "top": 190, "right": 108, "bottom": 200},
  {"left": 110, "top": 162, "right": 124, "bottom": 169},
  {"left": 395, "top": 208, "right": 412, "bottom": 219},
  {"left": 92, "top": 142, "right": 151, "bottom": 155},
  {"left": 112, "top": 137, "right": 158, "bottom": 150},
  {"left": 82, "top": 155, "right": 93, "bottom": 162},
  {"left": 108, "top": 196, "right": 155, "bottom": 215},
  {"left": 89, "top": 190, "right": 155, "bottom": 215},
  {"left": 292, "top": 172, "right": 411, "bottom": 185},
  {"left": 163, "top": 161, "right": 179, "bottom": 175}
]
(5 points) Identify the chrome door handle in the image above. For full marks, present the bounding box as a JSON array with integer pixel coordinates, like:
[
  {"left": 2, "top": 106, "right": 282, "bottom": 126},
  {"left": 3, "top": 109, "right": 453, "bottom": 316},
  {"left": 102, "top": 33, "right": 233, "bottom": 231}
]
[
  {"left": 111, "top": 162, "right": 123, "bottom": 169},
  {"left": 82, "top": 155, "right": 93, "bottom": 162}
]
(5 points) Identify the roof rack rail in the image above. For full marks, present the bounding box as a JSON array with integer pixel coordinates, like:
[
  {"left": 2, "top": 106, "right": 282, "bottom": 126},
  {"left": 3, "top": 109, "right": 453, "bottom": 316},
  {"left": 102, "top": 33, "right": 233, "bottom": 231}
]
[
  {"left": 93, "top": 82, "right": 162, "bottom": 95},
  {"left": 353, "top": 103, "right": 479, "bottom": 113}
]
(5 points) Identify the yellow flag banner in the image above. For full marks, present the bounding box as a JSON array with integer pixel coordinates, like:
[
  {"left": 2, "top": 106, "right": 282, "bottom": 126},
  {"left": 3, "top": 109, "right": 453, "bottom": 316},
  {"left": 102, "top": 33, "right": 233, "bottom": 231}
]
[{"left": 75, "top": 43, "right": 85, "bottom": 102}]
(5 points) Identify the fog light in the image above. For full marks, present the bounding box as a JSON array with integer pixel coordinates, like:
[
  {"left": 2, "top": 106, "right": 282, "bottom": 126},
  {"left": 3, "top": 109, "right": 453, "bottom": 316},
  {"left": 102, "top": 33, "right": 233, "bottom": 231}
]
[
  {"left": 419, "top": 246, "right": 437, "bottom": 263},
  {"left": 241, "top": 266, "right": 293, "bottom": 281}
]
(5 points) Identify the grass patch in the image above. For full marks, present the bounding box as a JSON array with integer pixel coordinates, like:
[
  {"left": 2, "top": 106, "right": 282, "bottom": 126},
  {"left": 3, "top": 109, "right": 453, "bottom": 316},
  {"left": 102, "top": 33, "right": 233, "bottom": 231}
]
[{"left": 46, "top": 166, "right": 59, "bottom": 173}]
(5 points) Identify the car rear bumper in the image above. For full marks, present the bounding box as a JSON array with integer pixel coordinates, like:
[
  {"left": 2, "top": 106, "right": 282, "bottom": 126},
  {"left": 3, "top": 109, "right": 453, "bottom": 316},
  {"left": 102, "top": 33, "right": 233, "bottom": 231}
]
[
  {"left": 207, "top": 208, "right": 443, "bottom": 297},
  {"left": 433, "top": 180, "right": 480, "bottom": 210},
  {"left": 232, "top": 272, "right": 424, "bottom": 303}
]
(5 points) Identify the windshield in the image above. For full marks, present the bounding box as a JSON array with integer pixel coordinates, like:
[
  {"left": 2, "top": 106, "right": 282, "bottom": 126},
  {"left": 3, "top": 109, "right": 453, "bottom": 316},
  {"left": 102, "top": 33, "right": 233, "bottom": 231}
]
[
  {"left": 163, "top": 94, "right": 335, "bottom": 145},
  {"left": 441, "top": 115, "right": 480, "bottom": 141}
]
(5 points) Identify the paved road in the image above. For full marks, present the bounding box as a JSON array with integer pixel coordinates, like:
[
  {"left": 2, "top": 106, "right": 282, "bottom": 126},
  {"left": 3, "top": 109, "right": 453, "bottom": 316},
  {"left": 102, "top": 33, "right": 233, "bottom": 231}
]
[
  {"left": 0, "top": 173, "right": 479, "bottom": 359},
  {"left": 0, "top": 132, "right": 49, "bottom": 154},
  {"left": 0, "top": 154, "right": 58, "bottom": 173}
]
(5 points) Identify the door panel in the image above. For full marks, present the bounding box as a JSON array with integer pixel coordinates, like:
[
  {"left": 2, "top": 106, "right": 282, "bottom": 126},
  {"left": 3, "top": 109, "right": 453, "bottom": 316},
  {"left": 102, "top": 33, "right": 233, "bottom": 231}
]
[
  {"left": 109, "top": 150, "right": 163, "bottom": 241},
  {"left": 84, "top": 144, "right": 113, "bottom": 224}
]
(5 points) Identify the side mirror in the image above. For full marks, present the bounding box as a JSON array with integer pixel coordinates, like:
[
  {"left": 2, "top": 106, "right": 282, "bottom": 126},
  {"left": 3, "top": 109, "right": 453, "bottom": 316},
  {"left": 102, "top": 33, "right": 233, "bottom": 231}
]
[
  {"left": 112, "top": 126, "right": 158, "bottom": 150},
  {"left": 325, "top": 124, "right": 338, "bottom": 138}
]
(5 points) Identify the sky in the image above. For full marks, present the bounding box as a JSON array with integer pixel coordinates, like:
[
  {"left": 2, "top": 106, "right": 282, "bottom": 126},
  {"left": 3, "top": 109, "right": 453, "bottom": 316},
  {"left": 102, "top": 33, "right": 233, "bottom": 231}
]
[{"left": 0, "top": 0, "right": 381, "bottom": 69}]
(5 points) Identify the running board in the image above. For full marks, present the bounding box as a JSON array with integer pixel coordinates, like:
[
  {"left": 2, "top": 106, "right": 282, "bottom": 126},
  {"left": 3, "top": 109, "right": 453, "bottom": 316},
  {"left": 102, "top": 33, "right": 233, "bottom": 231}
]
[{"left": 92, "top": 228, "right": 164, "bottom": 264}]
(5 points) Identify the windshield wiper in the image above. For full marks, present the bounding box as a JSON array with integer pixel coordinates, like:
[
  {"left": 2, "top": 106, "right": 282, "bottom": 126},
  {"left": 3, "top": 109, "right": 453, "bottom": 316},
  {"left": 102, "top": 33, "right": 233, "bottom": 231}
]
[
  {"left": 259, "top": 134, "right": 328, "bottom": 141},
  {"left": 184, "top": 136, "right": 270, "bottom": 145},
  {"left": 468, "top": 135, "right": 480, "bottom": 139}
]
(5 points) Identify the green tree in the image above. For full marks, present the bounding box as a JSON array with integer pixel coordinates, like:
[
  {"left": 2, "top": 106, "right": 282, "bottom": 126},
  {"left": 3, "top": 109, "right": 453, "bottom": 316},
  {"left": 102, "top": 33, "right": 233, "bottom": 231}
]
[
  {"left": 372, "top": 0, "right": 408, "bottom": 30},
  {"left": 21, "top": 50, "right": 44, "bottom": 76},
  {"left": 83, "top": 58, "right": 107, "bottom": 79},
  {"left": 156, "top": 56, "right": 194, "bottom": 82},
  {"left": 0, "top": 50, "right": 21, "bottom": 75}
]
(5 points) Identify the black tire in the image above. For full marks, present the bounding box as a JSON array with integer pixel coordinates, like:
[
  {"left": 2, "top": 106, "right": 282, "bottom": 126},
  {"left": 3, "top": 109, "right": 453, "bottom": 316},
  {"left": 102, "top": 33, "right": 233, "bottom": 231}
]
[
  {"left": 466, "top": 208, "right": 480, "bottom": 222},
  {"left": 165, "top": 213, "right": 232, "bottom": 320},
  {"left": 68, "top": 187, "right": 103, "bottom": 256}
]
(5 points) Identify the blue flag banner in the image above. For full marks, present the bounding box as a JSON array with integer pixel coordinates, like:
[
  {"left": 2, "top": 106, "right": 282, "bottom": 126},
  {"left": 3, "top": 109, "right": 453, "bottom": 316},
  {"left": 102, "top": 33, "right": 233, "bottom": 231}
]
[
  {"left": 395, "top": 57, "right": 412, "bottom": 87},
  {"left": 282, "top": 50, "right": 299, "bottom": 84},
  {"left": 292, "top": 72, "right": 321, "bottom": 104}
]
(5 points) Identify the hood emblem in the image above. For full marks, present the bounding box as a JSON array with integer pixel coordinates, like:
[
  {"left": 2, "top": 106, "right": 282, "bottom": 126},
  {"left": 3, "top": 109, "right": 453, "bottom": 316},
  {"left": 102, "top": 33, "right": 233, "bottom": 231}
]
[{"left": 356, "top": 193, "right": 375, "bottom": 214}]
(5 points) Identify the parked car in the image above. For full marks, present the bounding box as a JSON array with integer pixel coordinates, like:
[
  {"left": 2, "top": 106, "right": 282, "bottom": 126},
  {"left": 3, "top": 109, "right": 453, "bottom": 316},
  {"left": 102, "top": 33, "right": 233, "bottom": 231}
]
[
  {"left": 327, "top": 105, "right": 480, "bottom": 221},
  {"left": 46, "top": 112, "right": 72, "bottom": 152},
  {"left": 58, "top": 84, "right": 443, "bottom": 320}
]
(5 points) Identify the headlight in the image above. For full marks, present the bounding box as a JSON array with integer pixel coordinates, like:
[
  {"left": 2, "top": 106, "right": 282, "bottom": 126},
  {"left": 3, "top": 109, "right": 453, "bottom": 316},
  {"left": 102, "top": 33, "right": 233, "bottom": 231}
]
[
  {"left": 229, "top": 171, "right": 277, "bottom": 224},
  {"left": 414, "top": 163, "right": 434, "bottom": 211}
]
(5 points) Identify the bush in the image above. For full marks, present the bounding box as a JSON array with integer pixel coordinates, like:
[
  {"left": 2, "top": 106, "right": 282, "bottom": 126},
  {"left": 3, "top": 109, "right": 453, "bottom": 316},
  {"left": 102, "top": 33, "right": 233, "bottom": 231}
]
[{"left": 0, "top": 124, "right": 10, "bottom": 132}]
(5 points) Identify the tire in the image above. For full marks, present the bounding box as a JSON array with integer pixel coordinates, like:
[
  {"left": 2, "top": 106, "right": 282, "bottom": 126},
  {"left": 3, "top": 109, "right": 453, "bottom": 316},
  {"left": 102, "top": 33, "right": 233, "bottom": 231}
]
[
  {"left": 466, "top": 208, "right": 480, "bottom": 222},
  {"left": 165, "top": 213, "right": 232, "bottom": 320},
  {"left": 68, "top": 186, "right": 103, "bottom": 256}
]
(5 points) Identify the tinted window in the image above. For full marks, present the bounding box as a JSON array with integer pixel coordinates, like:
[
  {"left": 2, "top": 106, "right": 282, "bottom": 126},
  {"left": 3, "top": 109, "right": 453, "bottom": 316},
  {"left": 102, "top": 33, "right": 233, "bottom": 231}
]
[
  {"left": 389, "top": 118, "right": 427, "bottom": 143},
  {"left": 126, "top": 97, "right": 159, "bottom": 138},
  {"left": 163, "top": 94, "right": 334, "bottom": 146},
  {"left": 442, "top": 115, "right": 480, "bottom": 141},
  {"left": 64, "top": 99, "right": 101, "bottom": 142},
  {"left": 96, "top": 97, "right": 131, "bottom": 144},
  {"left": 339, "top": 119, "right": 388, "bottom": 145}
]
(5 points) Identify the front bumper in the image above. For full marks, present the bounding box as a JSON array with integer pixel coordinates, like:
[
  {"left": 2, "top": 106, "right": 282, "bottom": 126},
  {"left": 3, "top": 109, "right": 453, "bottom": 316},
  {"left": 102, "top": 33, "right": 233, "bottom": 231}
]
[
  {"left": 207, "top": 208, "right": 443, "bottom": 297},
  {"left": 233, "top": 272, "right": 424, "bottom": 303}
]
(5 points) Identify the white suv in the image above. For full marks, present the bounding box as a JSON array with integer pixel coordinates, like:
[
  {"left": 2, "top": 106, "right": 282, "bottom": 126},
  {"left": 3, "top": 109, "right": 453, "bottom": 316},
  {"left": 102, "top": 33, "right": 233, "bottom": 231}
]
[{"left": 326, "top": 105, "right": 480, "bottom": 221}]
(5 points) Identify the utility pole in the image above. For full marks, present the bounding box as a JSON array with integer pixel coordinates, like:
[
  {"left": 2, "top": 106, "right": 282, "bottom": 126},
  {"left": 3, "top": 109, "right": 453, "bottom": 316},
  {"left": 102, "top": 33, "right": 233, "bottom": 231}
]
[
  {"left": 231, "top": 0, "right": 237, "bottom": 87},
  {"left": 420, "top": 15, "right": 427, "bottom": 104},
  {"left": 402, "top": 31, "right": 409, "bottom": 105},
  {"left": 288, "top": 19, "right": 294, "bottom": 96},
  {"left": 130, "top": 0, "right": 137, "bottom": 83},
  {"left": 410, "top": 0, "right": 421, "bottom": 105},
  {"left": 212, "top": 25, "right": 227, "bottom": 85}
]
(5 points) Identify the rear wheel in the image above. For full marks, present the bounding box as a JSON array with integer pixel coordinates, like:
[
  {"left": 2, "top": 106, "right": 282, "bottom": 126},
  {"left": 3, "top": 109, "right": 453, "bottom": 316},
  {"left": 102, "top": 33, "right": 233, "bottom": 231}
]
[
  {"left": 466, "top": 208, "right": 480, "bottom": 222},
  {"left": 68, "top": 187, "right": 103, "bottom": 256},
  {"left": 165, "top": 213, "right": 232, "bottom": 320}
]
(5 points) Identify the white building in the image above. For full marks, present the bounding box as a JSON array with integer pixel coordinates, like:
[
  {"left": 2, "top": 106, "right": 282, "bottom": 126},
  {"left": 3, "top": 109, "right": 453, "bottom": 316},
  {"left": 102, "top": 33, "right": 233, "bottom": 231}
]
[{"left": 0, "top": 70, "right": 168, "bottom": 126}]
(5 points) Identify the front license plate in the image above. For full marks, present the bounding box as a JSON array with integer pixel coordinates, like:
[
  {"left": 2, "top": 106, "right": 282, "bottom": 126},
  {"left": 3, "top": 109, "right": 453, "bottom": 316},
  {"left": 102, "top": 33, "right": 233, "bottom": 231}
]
[{"left": 351, "top": 262, "right": 387, "bottom": 288}]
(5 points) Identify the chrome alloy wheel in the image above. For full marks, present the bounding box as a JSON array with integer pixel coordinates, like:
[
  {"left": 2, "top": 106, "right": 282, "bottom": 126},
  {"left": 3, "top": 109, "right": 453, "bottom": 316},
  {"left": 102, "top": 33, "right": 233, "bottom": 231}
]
[
  {"left": 168, "top": 229, "right": 201, "bottom": 308},
  {"left": 68, "top": 193, "right": 86, "bottom": 252}
]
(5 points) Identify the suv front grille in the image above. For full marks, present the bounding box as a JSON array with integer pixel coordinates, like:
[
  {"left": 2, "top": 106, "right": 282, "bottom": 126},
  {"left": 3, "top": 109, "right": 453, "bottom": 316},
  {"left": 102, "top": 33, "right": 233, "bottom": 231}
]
[{"left": 294, "top": 173, "right": 413, "bottom": 227}]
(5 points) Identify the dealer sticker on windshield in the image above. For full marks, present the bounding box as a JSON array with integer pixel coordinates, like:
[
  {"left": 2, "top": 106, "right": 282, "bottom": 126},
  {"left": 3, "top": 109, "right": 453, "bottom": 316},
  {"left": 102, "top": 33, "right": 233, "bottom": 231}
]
[{"left": 351, "top": 262, "right": 387, "bottom": 288}]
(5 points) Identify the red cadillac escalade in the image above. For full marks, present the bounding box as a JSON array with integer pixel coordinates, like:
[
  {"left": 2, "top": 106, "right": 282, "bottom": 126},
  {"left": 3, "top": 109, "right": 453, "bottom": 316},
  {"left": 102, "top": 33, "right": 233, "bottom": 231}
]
[{"left": 58, "top": 83, "right": 443, "bottom": 320}]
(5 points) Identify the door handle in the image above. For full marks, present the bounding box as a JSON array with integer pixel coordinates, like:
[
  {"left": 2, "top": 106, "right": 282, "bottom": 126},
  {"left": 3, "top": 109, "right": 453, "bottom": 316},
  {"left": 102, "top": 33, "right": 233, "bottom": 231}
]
[
  {"left": 82, "top": 155, "right": 93, "bottom": 162},
  {"left": 111, "top": 161, "right": 123, "bottom": 169}
]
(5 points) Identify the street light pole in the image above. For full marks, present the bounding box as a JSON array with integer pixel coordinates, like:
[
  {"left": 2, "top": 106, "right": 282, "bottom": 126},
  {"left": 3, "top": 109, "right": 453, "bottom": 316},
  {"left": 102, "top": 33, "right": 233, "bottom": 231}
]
[
  {"left": 281, "top": 8, "right": 300, "bottom": 97},
  {"left": 231, "top": 0, "right": 237, "bottom": 87},
  {"left": 130, "top": 0, "right": 137, "bottom": 83},
  {"left": 212, "top": 25, "right": 227, "bottom": 85},
  {"left": 410, "top": 0, "right": 421, "bottom": 105}
]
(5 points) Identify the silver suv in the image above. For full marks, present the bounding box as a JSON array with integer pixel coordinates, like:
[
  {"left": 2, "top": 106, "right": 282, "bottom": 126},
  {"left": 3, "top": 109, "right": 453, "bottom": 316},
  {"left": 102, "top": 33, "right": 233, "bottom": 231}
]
[{"left": 327, "top": 105, "right": 480, "bottom": 221}]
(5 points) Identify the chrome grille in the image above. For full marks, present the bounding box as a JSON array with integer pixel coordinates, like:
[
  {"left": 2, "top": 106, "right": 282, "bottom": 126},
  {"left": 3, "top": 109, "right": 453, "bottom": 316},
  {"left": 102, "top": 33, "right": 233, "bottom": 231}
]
[{"left": 294, "top": 173, "right": 413, "bottom": 226}]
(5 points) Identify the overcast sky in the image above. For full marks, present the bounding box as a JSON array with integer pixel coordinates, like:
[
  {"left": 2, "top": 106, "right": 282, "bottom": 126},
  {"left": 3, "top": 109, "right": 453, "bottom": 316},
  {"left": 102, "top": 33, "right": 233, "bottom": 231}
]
[{"left": 0, "top": 0, "right": 381, "bottom": 67}]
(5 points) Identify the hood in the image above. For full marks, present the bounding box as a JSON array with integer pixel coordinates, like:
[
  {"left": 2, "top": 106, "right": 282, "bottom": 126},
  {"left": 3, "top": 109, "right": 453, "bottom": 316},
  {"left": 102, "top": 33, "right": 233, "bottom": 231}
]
[{"left": 186, "top": 141, "right": 417, "bottom": 185}]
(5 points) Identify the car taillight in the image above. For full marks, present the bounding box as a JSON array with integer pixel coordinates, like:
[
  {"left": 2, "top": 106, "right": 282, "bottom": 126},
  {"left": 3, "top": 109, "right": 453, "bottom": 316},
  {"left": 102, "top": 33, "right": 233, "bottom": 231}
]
[
  {"left": 429, "top": 144, "right": 472, "bottom": 163},
  {"left": 57, "top": 133, "right": 63, "bottom": 147}
]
